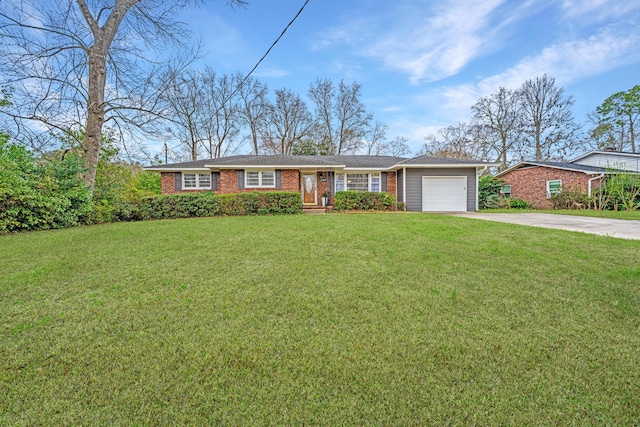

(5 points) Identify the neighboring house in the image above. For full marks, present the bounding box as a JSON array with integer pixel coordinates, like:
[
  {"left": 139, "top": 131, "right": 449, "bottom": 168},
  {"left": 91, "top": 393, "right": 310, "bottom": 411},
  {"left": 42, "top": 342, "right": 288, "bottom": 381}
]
[
  {"left": 496, "top": 150, "right": 640, "bottom": 208},
  {"left": 571, "top": 150, "right": 640, "bottom": 172},
  {"left": 145, "top": 154, "right": 497, "bottom": 212}
]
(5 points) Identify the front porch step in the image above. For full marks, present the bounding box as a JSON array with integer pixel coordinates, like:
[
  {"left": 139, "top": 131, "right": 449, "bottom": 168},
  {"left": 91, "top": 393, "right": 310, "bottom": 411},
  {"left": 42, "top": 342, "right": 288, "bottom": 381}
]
[{"left": 302, "top": 207, "right": 327, "bottom": 214}]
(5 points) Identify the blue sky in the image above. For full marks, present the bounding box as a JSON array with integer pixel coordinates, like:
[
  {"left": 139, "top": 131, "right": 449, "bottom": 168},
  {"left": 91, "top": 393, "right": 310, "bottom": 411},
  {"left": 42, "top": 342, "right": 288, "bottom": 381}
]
[{"left": 181, "top": 0, "right": 639, "bottom": 154}]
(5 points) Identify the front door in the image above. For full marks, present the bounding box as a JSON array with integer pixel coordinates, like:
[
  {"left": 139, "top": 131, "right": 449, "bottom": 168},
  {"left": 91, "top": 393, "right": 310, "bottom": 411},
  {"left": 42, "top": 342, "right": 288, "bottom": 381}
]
[{"left": 302, "top": 173, "right": 316, "bottom": 205}]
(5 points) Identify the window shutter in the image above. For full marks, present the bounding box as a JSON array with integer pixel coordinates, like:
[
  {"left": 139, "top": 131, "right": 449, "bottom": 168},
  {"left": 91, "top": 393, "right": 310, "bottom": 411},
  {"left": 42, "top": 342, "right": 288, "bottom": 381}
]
[
  {"left": 275, "top": 170, "right": 282, "bottom": 189},
  {"left": 175, "top": 172, "right": 182, "bottom": 191},
  {"left": 211, "top": 172, "right": 219, "bottom": 191},
  {"left": 329, "top": 172, "right": 334, "bottom": 195},
  {"left": 237, "top": 170, "right": 244, "bottom": 189},
  {"left": 381, "top": 172, "right": 388, "bottom": 192}
]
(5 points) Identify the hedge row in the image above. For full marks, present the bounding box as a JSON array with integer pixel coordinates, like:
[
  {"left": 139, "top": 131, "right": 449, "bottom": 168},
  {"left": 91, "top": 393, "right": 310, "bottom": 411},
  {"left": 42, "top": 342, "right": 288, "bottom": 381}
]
[
  {"left": 140, "top": 191, "right": 302, "bottom": 219},
  {"left": 333, "top": 191, "right": 397, "bottom": 211}
]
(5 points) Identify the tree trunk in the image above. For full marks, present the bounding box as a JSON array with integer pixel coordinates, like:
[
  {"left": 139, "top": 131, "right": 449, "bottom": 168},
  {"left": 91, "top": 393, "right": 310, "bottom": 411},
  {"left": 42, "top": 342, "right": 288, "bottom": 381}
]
[
  {"left": 82, "top": 47, "right": 108, "bottom": 191},
  {"left": 77, "top": 0, "right": 140, "bottom": 191}
]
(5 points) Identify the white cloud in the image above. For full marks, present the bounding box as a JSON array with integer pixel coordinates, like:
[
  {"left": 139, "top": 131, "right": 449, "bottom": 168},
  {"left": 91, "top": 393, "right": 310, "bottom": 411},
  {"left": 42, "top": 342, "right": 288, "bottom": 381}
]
[
  {"left": 561, "top": 0, "right": 640, "bottom": 20},
  {"left": 365, "top": 0, "right": 508, "bottom": 83},
  {"left": 433, "top": 25, "right": 640, "bottom": 120},
  {"left": 311, "top": 0, "right": 551, "bottom": 84}
]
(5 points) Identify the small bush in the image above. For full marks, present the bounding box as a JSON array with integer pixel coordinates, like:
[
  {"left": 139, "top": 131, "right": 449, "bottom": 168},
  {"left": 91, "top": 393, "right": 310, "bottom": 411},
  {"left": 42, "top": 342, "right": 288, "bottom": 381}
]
[
  {"left": 484, "top": 194, "right": 530, "bottom": 210},
  {"left": 141, "top": 191, "right": 301, "bottom": 220},
  {"left": 551, "top": 189, "right": 590, "bottom": 210},
  {"left": 508, "top": 198, "right": 530, "bottom": 209},
  {"left": 333, "top": 191, "right": 396, "bottom": 211},
  {"left": 479, "top": 176, "right": 504, "bottom": 209}
]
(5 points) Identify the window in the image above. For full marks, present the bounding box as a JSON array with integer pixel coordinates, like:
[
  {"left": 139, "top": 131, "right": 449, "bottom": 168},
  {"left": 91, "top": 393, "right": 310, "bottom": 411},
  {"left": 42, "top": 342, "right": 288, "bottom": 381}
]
[
  {"left": 371, "top": 173, "right": 381, "bottom": 192},
  {"left": 245, "top": 170, "right": 276, "bottom": 188},
  {"left": 500, "top": 185, "right": 511, "bottom": 198},
  {"left": 347, "top": 173, "right": 369, "bottom": 191},
  {"left": 335, "top": 172, "right": 383, "bottom": 192},
  {"left": 547, "top": 180, "right": 562, "bottom": 197},
  {"left": 183, "top": 173, "right": 211, "bottom": 190}
]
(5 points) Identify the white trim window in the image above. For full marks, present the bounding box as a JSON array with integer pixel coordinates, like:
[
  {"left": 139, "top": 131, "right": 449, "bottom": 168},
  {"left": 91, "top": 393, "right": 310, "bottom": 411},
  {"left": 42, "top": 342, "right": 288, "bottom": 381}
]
[
  {"left": 546, "top": 179, "right": 562, "bottom": 198},
  {"left": 500, "top": 184, "right": 512, "bottom": 198},
  {"left": 335, "top": 172, "right": 383, "bottom": 192},
  {"left": 245, "top": 170, "right": 276, "bottom": 188},
  {"left": 183, "top": 173, "right": 211, "bottom": 190}
]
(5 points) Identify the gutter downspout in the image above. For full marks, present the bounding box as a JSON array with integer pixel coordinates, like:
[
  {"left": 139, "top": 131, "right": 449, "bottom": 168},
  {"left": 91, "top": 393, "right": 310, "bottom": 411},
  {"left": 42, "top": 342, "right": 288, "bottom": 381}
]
[
  {"left": 403, "top": 167, "right": 407, "bottom": 211},
  {"left": 588, "top": 173, "right": 604, "bottom": 197}
]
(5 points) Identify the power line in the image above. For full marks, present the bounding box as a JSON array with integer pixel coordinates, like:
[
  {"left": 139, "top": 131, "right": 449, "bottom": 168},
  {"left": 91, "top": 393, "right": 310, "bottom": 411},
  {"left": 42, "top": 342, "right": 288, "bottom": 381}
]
[{"left": 234, "top": 0, "right": 311, "bottom": 95}]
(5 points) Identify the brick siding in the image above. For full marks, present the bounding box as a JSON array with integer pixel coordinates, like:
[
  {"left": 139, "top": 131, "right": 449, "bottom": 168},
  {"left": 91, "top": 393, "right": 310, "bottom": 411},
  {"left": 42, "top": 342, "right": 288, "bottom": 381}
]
[
  {"left": 500, "top": 166, "right": 598, "bottom": 208},
  {"left": 160, "top": 172, "right": 176, "bottom": 194},
  {"left": 160, "top": 169, "right": 398, "bottom": 207},
  {"left": 386, "top": 171, "right": 397, "bottom": 199}
]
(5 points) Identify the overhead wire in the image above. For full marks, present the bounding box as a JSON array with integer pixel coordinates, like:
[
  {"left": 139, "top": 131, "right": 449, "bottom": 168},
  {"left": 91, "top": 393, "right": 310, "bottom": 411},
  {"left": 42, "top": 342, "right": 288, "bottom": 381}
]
[{"left": 232, "top": 0, "right": 311, "bottom": 97}]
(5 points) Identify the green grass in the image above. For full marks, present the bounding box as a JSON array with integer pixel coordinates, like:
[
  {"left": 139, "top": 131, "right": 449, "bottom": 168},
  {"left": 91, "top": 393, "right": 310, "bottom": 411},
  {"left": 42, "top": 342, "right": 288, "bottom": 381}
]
[
  {"left": 1, "top": 214, "right": 639, "bottom": 425},
  {"left": 483, "top": 208, "right": 640, "bottom": 220}
]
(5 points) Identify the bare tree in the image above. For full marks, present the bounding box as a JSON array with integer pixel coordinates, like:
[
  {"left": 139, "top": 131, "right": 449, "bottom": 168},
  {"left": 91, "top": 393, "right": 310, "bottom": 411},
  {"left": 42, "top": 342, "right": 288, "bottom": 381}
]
[
  {"left": 518, "top": 74, "right": 580, "bottom": 161},
  {"left": 163, "top": 69, "right": 205, "bottom": 161},
  {"left": 308, "top": 78, "right": 373, "bottom": 155},
  {"left": 472, "top": 87, "right": 523, "bottom": 171},
  {"left": 262, "top": 88, "right": 313, "bottom": 155},
  {"left": 235, "top": 73, "right": 270, "bottom": 155},
  {"left": 386, "top": 136, "right": 411, "bottom": 157},
  {"left": 364, "top": 121, "right": 388, "bottom": 155},
  {"left": 200, "top": 72, "right": 239, "bottom": 159},
  {"left": 418, "top": 122, "right": 484, "bottom": 159},
  {"left": 0, "top": 0, "right": 246, "bottom": 190}
]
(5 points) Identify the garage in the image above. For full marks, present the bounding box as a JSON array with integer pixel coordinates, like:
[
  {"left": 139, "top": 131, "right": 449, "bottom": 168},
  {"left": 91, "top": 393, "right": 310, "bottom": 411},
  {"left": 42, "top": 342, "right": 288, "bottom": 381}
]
[{"left": 422, "top": 176, "right": 467, "bottom": 212}]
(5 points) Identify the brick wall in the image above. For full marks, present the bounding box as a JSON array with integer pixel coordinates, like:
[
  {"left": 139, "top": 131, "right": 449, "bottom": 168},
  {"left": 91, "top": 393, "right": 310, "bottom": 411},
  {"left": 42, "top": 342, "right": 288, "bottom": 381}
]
[
  {"left": 317, "top": 172, "right": 331, "bottom": 204},
  {"left": 386, "top": 171, "right": 397, "bottom": 199},
  {"left": 220, "top": 169, "right": 301, "bottom": 193},
  {"left": 161, "top": 170, "right": 397, "bottom": 206},
  {"left": 160, "top": 172, "right": 176, "bottom": 194},
  {"left": 500, "top": 166, "right": 596, "bottom": 208}
]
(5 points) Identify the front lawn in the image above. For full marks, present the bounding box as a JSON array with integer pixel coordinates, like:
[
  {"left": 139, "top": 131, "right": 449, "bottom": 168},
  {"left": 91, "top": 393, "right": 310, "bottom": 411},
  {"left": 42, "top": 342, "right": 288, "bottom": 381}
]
[{"left": 1, "top": 214, "right": 639, "bottom": 425}]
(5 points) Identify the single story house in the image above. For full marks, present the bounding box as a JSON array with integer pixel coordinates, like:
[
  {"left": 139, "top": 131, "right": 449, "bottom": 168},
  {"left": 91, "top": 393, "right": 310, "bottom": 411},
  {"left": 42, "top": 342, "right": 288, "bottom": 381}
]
[
  {"left": 145, "top": 154, "right": 497, "bottom": 212},
  {"left": 496, "top": 150, "right": 640, "bottom": 208}
]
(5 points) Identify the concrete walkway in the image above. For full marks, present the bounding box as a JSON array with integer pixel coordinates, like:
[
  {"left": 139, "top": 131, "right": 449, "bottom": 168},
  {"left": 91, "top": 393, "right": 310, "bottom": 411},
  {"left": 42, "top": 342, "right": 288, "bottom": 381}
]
[{"left": 451, "top": 213, "right": 640, "bottom": 240}]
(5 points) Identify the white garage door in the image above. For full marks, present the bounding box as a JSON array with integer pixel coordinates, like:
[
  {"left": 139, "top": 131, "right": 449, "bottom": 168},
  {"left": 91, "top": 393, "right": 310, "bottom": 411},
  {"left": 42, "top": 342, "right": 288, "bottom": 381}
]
[{"left": 422, "top": 176, "right": 467, "bottom": 212}]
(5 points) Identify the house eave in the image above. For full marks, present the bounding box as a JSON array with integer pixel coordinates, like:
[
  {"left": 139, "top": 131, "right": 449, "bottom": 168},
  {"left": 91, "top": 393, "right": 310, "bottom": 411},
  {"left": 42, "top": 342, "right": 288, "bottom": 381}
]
[
  {"left": 144, "top": 167, "right": 211, "bottom": 172},
  {"left": 570, "top": 150, "right": 640, "bottom": 163},
  {"left": 391, "top": 163, "right": 499, "bottom": 170},
  {"left": 495, "top": 162, "right": 607, "bottom": 177}
]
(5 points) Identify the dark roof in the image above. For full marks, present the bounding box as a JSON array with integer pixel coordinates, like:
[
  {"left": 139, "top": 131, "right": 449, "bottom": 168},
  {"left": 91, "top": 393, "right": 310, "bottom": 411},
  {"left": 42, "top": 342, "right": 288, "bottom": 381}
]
[
  {"left": 144, "top": 154, "right": 497, "bottom": 171},
  {"left": 204, "top": 155, "right": 345, "bottom": 167},
  {"left": 398, "top": 155, "right": 497, "bottom": 166},
  {"left": 496, "top": 161, "right": 609, "bottom": 177},
  {"left": 146, "top": 154, "right": 409, "bottom": 170},
  {"left": 322, "top": 155, "right": 407, "bottom": 168}
]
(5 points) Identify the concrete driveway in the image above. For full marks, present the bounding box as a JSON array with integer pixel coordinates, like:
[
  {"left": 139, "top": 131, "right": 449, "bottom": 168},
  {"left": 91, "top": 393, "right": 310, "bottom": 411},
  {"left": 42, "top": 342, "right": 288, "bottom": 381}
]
[{"left": 451, "top": 212, "right": 640, "bottom": 240}]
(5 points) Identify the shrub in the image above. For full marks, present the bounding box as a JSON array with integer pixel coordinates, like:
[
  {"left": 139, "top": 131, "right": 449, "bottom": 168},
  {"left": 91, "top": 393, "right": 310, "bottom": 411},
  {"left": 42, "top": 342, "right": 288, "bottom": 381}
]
[
  {"left": 478, "top": 176, "right": 504, "bottom": 209},
  {"left": 0, "top": 138, "right": 91, "bottom": 233},
  {"left": 484, "top": 193, "right": 530, "bottom": 210},
  {"left": 141, "top": 191, "right": 301, "bottom": 220},
  {"left": 594, "top": 173, "right": 640, "bottom": 211},
  {"left": 551, "top": 189, "right": 590, "bottom": 210},
  {"left": 508, "top": 198, "right": 530, "bottom": 209},
  {"left": 333, "top": 191, "right": 396, "bottom": 211}
]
